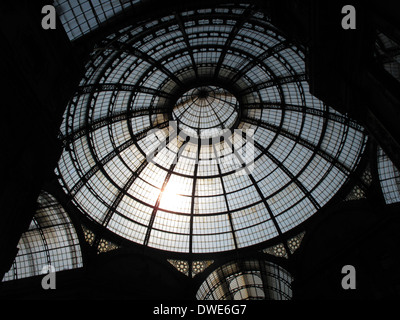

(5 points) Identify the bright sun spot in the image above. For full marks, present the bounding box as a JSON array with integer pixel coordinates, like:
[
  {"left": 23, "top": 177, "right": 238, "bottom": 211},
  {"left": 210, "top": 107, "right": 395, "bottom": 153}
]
[{"left": 158, "top": 181, "right": 183, "bottom": 210}]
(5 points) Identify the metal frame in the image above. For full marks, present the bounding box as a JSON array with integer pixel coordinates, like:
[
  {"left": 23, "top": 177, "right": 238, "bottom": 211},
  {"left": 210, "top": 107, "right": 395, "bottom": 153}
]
[{"left": 55, "top": 2, "right": 368, "bottom": 259}]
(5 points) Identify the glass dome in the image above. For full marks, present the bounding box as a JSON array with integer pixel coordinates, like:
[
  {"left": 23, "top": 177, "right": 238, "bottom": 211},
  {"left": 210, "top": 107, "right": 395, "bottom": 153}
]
[
  {"left": 2, "top": 191, "right": 83, "bottom": 282},
  {"left": 196, "top": 259, "right": 293, "bottom": 300},
  {"left": 56, "top": 3, "right": 367, "bottom": 254},
  {"left": 172, "top": 86, "right": 240, "bottom": 138}
]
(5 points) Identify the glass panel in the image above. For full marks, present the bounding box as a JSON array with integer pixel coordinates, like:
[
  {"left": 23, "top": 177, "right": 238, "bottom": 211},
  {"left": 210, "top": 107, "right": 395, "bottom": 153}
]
[{"left": 56, "top": 3, "right": 366, "bottom": 254}]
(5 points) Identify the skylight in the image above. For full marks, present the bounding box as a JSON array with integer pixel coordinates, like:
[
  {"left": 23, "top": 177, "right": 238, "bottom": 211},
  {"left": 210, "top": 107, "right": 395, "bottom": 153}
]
[{"left": 56, "top": 3, "right": 367, "bottom": 254}]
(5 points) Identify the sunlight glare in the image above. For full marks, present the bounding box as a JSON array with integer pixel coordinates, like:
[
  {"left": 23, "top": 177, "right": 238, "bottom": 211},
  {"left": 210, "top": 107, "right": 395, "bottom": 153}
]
[{"left": 159, "top": 180, "right": 184, "bottom": 210}]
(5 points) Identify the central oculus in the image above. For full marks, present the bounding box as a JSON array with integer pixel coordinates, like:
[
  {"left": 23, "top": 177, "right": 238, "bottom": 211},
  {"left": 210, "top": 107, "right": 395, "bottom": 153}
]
[{"left": 172, "top": 86, "right": 240, "bottom": 138}]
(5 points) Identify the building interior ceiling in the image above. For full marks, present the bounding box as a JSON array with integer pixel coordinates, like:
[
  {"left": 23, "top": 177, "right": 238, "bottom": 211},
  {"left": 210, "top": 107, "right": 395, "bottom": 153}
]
[{"left": 0, "top": 0, "right": 400, "bottom": 301}]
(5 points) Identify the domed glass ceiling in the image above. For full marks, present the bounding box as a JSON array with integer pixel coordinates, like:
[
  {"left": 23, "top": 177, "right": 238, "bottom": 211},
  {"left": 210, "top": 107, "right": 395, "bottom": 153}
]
[
  {"left": 172, "top": 86, "right": 240, "bottom": 138},
  {"left": 196, "top": 259, "right": 293, "bottom": 300},
  {"left": 56, "top": 3, "right": 367, "bottom": 254}
]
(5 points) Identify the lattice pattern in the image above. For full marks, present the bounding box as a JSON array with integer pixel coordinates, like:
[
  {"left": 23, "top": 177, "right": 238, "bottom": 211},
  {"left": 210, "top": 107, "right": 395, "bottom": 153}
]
[
  {"left": 168, "top": 259, "right": 214, "bottom": 277},
  {"left": 196, "top": 260, "right": 292, "bottom": 300},
  {"left": 263, "top": 232, "right": 305, "bottom": 257},
  {"left": 82, "top": 224, "right": 95, "bottom": 245},
  {"left": 168, "top": 260, "right": 190, "bottom": 276},
  {"left": 377, "top": 147, "right": 400, "bottom": 204},
  {"left": 173, "top": 86, "right": 239, "bottom": 138},
  {"left": 345, "top": 185, "right": 367, "bottom": 201},
  {"left": 2, "top": 192, "right": 83, "bottom": 282},
  {"left": 287, "top": 232, "right": 305, "bottom": 254},
  {"left": 97, "top": 238, "right": 119, "bottom": 253},
  {"left": 264, "top": 243, "right": 288, "bottom": 259},
  {"left": 192, "top": 260, "right": 214, "bottom": 277},
  {"left": 375, "top": 31, "right": 400, "bottom": 83},
  {"left": 56, "top": 3, "right": 366, "bottom": 254},
  {"left": 54, "top": 0, "right": 142, "bottom": 40}
]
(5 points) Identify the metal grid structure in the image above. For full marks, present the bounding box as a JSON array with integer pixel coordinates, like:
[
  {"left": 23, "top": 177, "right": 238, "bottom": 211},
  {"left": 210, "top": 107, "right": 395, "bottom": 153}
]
[
  {"left": 377, "top": 146, "right": 400, "bottom": 204},
  {"left": 196, "top": 259, "right": 292, "bottom": 300},
  {"left": 56, "top": 2, "right": 367, "bottom": 255},
  {"left": 53, "top": 0, "right": 143, "bottom": 40},
  {"left": 375, "top": 30, "right": 400, "bottom": 83},
  {"left": 172, "top": 86, "right": 240, "bottom": 138},
  {"left": 2, "top": 191, "right": 83, "bottom": 282}
]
